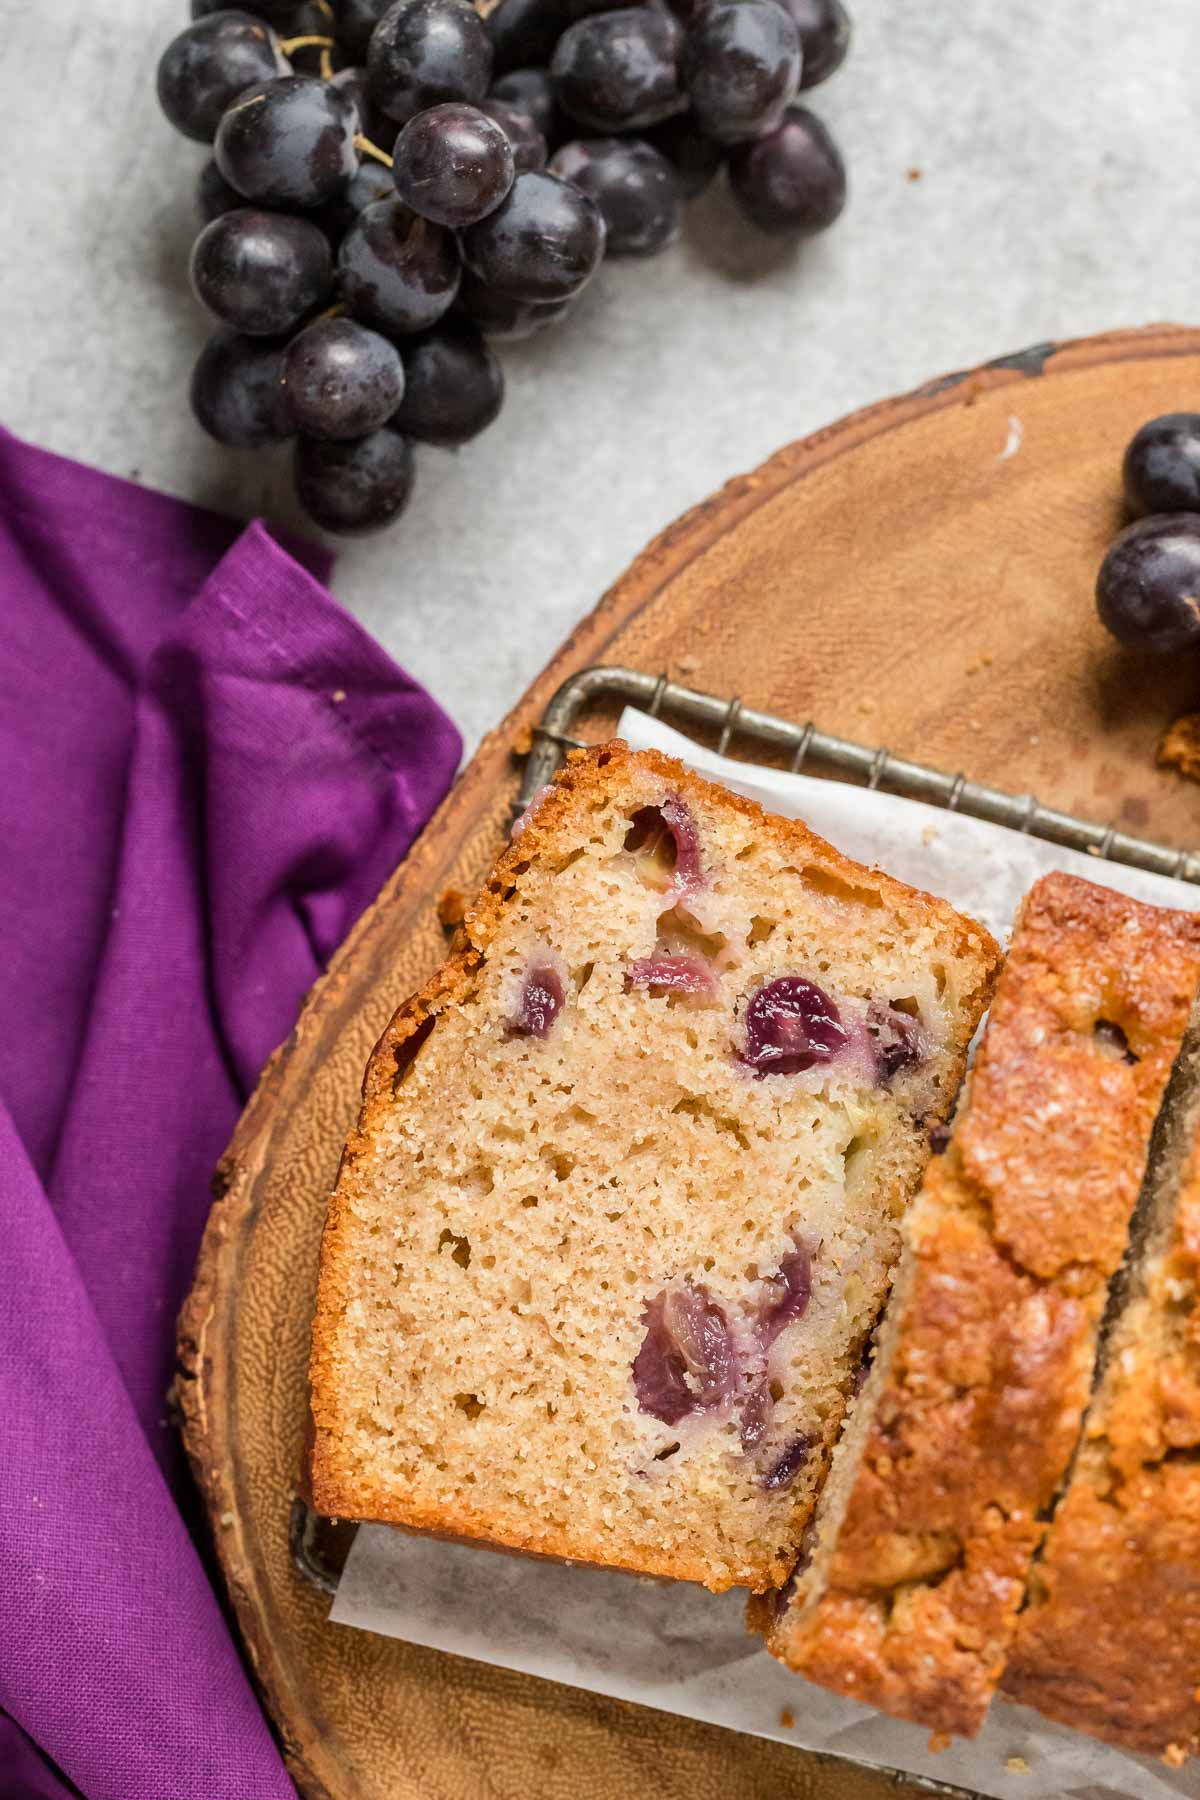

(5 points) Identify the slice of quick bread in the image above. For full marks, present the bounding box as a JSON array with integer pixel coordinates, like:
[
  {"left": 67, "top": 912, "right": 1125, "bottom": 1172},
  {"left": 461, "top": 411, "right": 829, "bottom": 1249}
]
[
  {"left": 1004, "top": 1032, "right": 1200, "bottom": 1763},
  {"left": 309, "top": 742, "right": 999, "bottom": 1591},
  {"left": 757, "top": 873, "right": 1200, "bottom": 1726}
]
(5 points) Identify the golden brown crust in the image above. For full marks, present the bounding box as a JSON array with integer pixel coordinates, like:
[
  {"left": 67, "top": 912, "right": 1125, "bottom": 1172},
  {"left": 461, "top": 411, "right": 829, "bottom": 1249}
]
[
  {"left": 1159, "top": 711, "right": 1200, "bottom": 784},
  {"left": 767, "top": 872, "right": 1200, "bottom": 1737},
  {"left": 1004, "top": 1134, "right": 1200, "bottom": 1757},
  {"left": 309, "top": 740, "right": 999, "bottom": 1564}
]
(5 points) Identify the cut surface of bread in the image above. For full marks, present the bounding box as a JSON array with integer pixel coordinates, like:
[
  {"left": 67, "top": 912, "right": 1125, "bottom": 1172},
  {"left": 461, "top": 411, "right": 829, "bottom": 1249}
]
[
  {"left": 309, "top": 742, "right": 999, "bottom": 1591},
  {"left": 1004, "top": 1028, "right": 1200, "bottom": 1762},
  {"left": 758, "top": 872, "right": 1200, "bottom": 1726}
]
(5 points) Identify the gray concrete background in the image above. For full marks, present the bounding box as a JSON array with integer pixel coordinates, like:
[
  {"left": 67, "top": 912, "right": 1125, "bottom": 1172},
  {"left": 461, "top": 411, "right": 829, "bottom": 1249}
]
[{"left": 2, "top": 2, "right": 1198, "bottom": 752}]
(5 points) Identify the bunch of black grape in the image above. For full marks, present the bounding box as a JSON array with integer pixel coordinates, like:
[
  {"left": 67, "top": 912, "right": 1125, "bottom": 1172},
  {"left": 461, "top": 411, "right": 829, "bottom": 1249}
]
[{"left": 158, "top": 0, "right": 851, "bottom": 535}]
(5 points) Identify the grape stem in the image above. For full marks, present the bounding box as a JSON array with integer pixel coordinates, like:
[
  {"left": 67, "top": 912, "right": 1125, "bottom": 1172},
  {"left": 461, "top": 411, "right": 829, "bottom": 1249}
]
[
  {"left": 279, "top": 34, "right": 336, "bottom": 54},
  {"left": 354, "top": 133, "right": 394, "bottom": 168},
  {"left": 314, "top": 0, "right": 334, "bottom": 17},
  {"left": 320, "top": 46, "right": 334, "bottom": 79}
]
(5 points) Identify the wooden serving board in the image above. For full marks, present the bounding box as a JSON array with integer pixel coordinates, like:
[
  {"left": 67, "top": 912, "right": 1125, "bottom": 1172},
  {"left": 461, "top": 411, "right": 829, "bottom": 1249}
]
[{"left": 178, "top": 325, "right": 1200, "bottom": 1800}]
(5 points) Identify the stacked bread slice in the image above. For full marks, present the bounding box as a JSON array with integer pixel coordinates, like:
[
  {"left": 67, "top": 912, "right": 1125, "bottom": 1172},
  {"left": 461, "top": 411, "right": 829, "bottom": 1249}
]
[
  {"left": 759, "top": 873, "right": 1200, "bottom": 1749},
  {"left": 309, "top": 743, "right": 999, "bottom": 1592},
  {"left": 1003, "top": 1034, "right": 1200, "bottom": 1764}
]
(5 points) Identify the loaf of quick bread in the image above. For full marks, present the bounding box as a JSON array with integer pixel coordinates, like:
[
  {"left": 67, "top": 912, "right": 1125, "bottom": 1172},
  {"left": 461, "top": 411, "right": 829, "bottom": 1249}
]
[
  {"left": 758, "top": 873, "right": 1200, "bottom": 1729},
  {"left": 309, "top": 742, "right": 999, "bottom": 1591}
]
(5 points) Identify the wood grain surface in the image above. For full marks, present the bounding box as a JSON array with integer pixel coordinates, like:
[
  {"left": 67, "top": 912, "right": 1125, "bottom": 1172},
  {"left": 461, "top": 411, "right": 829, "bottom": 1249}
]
[{"left": 177, "top": 324, "right": 1200, "bottom": 1800}]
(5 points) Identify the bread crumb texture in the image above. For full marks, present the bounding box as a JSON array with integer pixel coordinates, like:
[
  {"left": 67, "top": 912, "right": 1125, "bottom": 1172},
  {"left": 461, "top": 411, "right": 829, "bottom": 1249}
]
[
  {"left": 763, "top": 873, "right": 1200, "bottom": 1729},
  {"left": 309, "top": 744, "right": 998, "bottom": 1591}
]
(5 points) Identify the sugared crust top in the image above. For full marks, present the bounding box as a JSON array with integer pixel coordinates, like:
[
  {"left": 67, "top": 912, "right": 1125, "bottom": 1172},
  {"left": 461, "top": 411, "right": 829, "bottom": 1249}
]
[
  {"left": 770, "top": 872, "right": 1200, "bottom": 1737},
  {"left": 960, "top": 872, "right": 1200, "bottom": 1283}
]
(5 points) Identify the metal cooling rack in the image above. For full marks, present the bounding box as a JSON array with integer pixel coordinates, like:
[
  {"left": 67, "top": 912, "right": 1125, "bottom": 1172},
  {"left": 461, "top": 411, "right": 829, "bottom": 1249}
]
[
  {"left": 294, "top": 661, "right": 1200, "bottom": 1800},
  {"left": 517, "top": 664, "right": 1200, "bottom": 885}
]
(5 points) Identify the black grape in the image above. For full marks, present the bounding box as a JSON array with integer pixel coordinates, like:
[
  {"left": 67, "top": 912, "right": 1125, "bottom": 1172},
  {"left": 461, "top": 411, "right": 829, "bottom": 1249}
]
[
  {"left": 215, "top": 75, "right": 360, "bottom": 206},
  {"left": 392, "top": 103, "right": 515, "bottom": 226},
  {"left": 454, "top": 270, "right": 574, "bottom": 339},
  {"left": 332, "top": 0, "right": 393, "bottom": 59},
  {"left": 460, "top": 170, "right": 604, "bottom": 302},
  {"left": 196, "top": 157, "right": 247, "bottom": 223},
  {"left": 477, "top": 98, "right": 548, "bottom": 173},
  {"left": 338, "top": 196, "right": 462, "bottom": 332},
  {"left": 282, "top": 317, "right": 406, "bottom": 438},
  {"left": 158, "top": 12, "right": 287, "bottom": 143},
  {"left": 315, "top": 156, "right": 397, "bottom": 240},
  {"left": 727, "top": 105, "right": 845, "bottom": 235},
  {"left": 550, "top": 138, "right": 681, "bottom": 256},
  {"left": 1097, "top": 516, "right": 1200, "bottom": 654},
  {"left": 190, "top": 208, "right": 333, "bottom": 333},
  {"left": 394, "top": 324, "right": 504, "bottom": 445},
  {"left": 329, "top": 65, "right": 399, "bottom": 152},
  {"left": 644, "top": 112, "right": 722, "bottom": 201},
  {"left": 1123, "top": 415, "right": 1200, "bottom": 519},
  {"left": 367, "top": 0, "right": 493, "bottom": 125},
  {"left": 681, "top": 0, "right": 801, "bottom": 143},
  {"left": 489, "top": 67, "right": 558, "bottom": 141},
  {"left": 780, "top": 0, "right": 851, "bottom": 88},
  {"left": 294, "top": 428, "right": 417, "bottom": 532},
  {"left": 551, "top": 8, "right": 685, "bottom": 133},
  {"left": 190, "top": 328, "right": 294, "bottom": 446},
  {"left": 484, "top": 0, "right": 615, "bottom": 77}
]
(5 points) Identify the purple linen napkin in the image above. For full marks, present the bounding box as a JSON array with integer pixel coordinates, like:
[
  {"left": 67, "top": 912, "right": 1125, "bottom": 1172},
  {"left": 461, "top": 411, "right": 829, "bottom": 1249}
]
[{"left": 0, "top": 426, "right": 462, "bottom": 1798}]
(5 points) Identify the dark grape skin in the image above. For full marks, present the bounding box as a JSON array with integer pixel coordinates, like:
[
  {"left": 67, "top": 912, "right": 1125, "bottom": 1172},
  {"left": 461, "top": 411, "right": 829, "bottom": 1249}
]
[
  {"left": 215, "top": 76, "right": 360, "bottom": 207},
  {"left": 392, "top": 103, "right": 515, "bottom": 227},
  {"left": 314, "top": 155, "right": 396, "bottom": 240},
  {"left": 477, "top": 98, "right": 548, "bottom": 172},
  {"left": 551, "top": 8, "right": 686, "bottom": 133},
  {"left": 281, "top": 317, "right": 406, "bottom": 439},
  {"left": 549, "top": 138, "right": 681, "bottom": 256},
  {"left": 482, "top": 0, "right": 562, "bottom": 73},
  {"left": 190, "top": 208, "right": 333, "bottom": 334},
  {"left": 1123, "top": 415, "right": 1200, "bottom": 519},
  {"left": 294, "top": 427, "right": 416, "bottom": 533},
  {"left": 394, "top": 325, "right": 504, "bottom": 445},
  {"left": 196, "top": 157, "right": 247, "bottom": 223},
  {"left": 454, "top": 269, "right": 574, "bottom": 339},
  {"left": 334, "top": 0, "right": 394, "bottom": 60},
  {"left": 489, "top": 67, "right": 558, "bottom": 142},
  {"left": 367, "top": 0, "right": 493, "bottom": 126},
  {"left": 157, "top": 12, "right": 288, "bottom": 143},
  {"left": 484, "top": 0, "right": 616, "bottom": 76},
  {"left": 779, "top": 0, "right": 851, "bottom": 89},
  {"left": 727, "top": 105, "right": 845, "bottom": 235},
  {"left": 460, "top": 169, "right": 605, "bottom": 303},
  {"left": 644, "top": 112, "right": 722, "bottom": 201},
  {"left": 681, "top": 0, "right": 802, "bottom": 143},
  {"left": 1096, "top": 516, "right": 1200, "bottom": 655},
  {"left": 190, "top": 328, "right": 294, "bottom": 447},
  {"left": 338, "top": 196, "right": 462, "bottom": 333},
  {"left": 329, "top": 65, "right": 398, "bottom": 154},
  {"left": 191, "top": 0, "right": 296, "bottom": 18}
]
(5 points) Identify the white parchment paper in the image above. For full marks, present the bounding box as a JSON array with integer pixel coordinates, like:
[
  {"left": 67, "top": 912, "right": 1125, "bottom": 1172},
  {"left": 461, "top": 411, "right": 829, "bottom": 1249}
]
[{"left": 330, "top": 710, "right": 1200, "bottom": 1799}]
